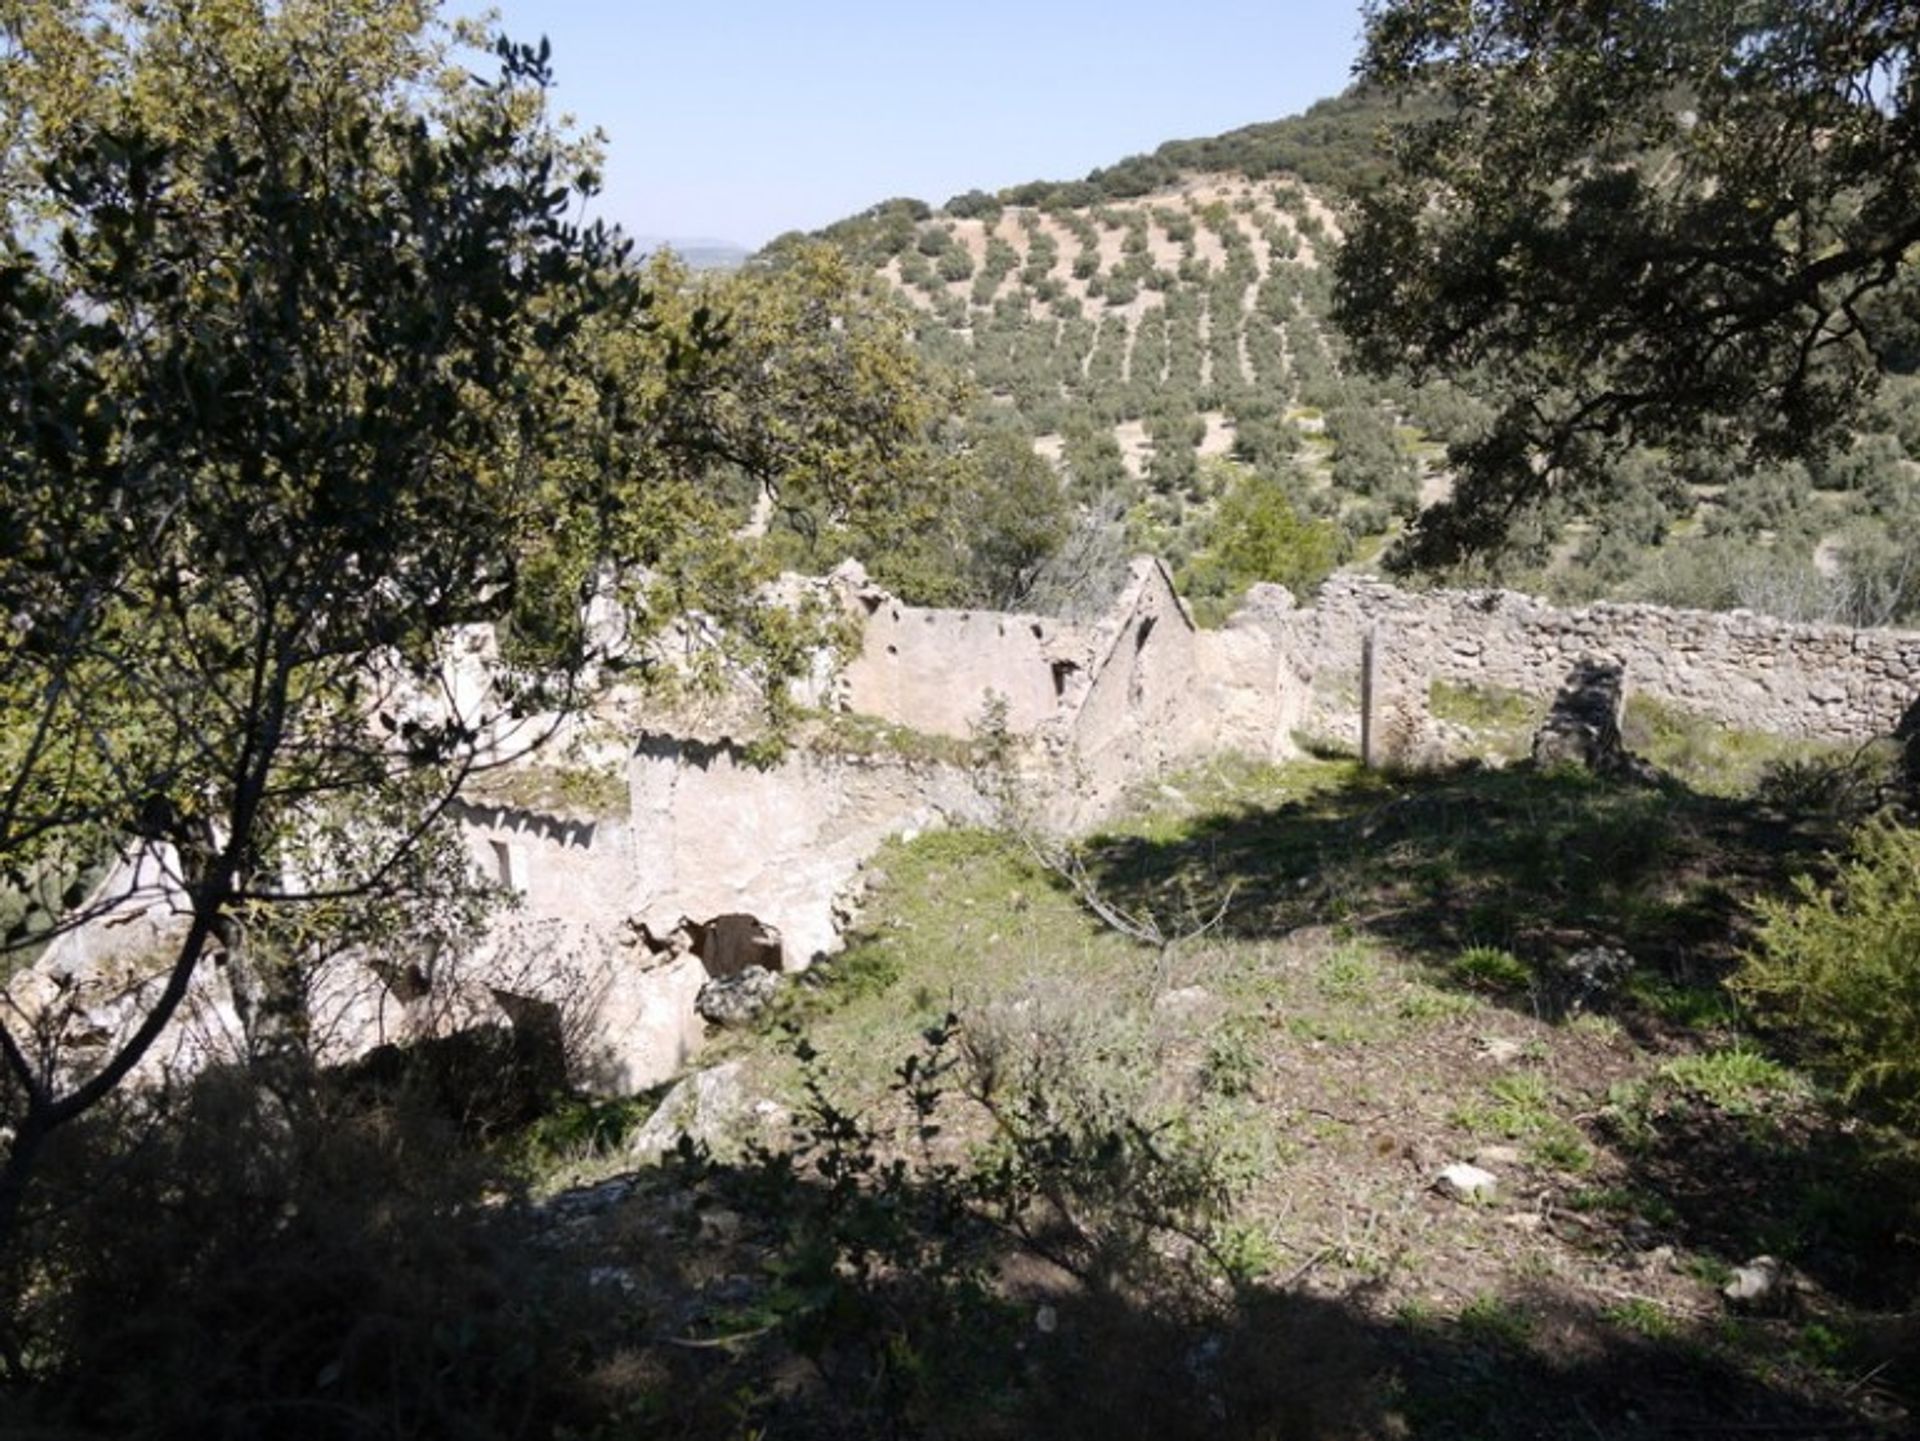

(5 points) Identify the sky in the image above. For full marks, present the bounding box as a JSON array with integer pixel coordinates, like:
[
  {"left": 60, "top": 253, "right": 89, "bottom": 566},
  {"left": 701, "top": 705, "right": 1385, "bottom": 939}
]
[{"left": 481, "top": 2, "right": 1369, "bottom": 251}]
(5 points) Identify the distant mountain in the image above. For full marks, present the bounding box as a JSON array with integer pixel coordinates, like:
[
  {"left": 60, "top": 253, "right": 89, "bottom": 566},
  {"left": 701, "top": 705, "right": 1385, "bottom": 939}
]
[{"left": 633, "top": 236, "right": 750, "bottom": 271}]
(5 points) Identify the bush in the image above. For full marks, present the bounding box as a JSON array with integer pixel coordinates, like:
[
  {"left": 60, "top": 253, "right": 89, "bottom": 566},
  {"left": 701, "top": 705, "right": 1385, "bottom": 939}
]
[
  {"left": 1739, "top": 816, "right": 1920, "bottom": 1126},
  {"left": 1451, "top": 945, "right": 1532, "bottom": 993},
  {"left": 12, "top": 1070, "right": 581, "bottom": 1438}
]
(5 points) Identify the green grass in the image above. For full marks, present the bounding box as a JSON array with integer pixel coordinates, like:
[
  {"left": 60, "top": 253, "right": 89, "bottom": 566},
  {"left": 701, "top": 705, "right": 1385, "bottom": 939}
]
[
  {"left": 723, "top": 827, "right": 1153, "bottom": 1107},
  {"left": 1453, "top": 1072, "right": 1555, "bottom": 1139},
  {"left": 465, "top": 761, "right": 628, "bottom": 816},
  {"left": 1457, "top": 1294, "right": 1535, "bottom": 1348},
  {"left": 1450, "top": 945, "right": 1531, "bottom": 994},
  {"left": 1621, "top": 694, "right": 1851, "bottom": 798},
  {"left": 1658, "top": 1045, "right": 1799, "bottom": 1112},
  {"left": 1428, "top": 680, "right": 1543, "bottom": 763},
  {"left": 797, "top": 710, "right": 978, "bottom": 767},
  {"left": 1604, "top": 1298, "right": 1679, "bottom": 1340}
]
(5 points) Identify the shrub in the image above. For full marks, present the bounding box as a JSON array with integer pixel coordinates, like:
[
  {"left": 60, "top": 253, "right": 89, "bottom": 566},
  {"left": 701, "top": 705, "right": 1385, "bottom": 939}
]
[
  {"left": 15, "top": 1071, "right": 578, "bottom": 1437},
  {"left": 1658, "top": 1046, "right": 1797, "bottom": 1113},
  {"left": 1739, "top": 817, "right": 1920, "bottom": 1125},
  {"left": 1451, "top": 944, "right": 1531, "bottom": 993}
]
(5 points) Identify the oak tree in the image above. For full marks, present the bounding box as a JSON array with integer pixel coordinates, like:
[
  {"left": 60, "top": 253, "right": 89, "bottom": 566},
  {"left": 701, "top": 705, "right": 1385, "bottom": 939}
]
[{"left": 1336, "top": 0, "right": 1920, "bottom": 565}]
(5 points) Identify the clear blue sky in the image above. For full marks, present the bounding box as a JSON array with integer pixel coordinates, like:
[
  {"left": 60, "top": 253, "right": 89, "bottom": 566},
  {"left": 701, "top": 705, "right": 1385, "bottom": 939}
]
[{"left": 482, "top": 2, "right": 1368, "bottom": 249}]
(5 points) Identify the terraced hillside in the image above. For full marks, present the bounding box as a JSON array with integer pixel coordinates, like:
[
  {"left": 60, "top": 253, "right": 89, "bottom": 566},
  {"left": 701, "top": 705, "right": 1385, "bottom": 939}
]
[
  {"left": 783, "top": 97, "right": 1920, "bottom": 631},
  {"left": 776, "top": 169, "right": 1465, "bottom": 621}
]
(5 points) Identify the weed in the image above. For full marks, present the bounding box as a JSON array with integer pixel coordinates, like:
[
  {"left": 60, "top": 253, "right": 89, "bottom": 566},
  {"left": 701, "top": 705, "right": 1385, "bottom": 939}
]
[
  {"left": 517, "top": 1092, "right": 656, "bottom": 1169},
  {"left": 1794, "top": 1321, "right": 1851, "bottom": 1371},
  {"left": 1201, "top": 1018, "right": 1262, "bottom": 1098},
  {"left": 1457, "top": 1294, "right": 1534, "bottom": 1348},
  {"left": 1622, "top": 694, "right": 1844, "bottom": 797},
  {"left": 1455, "top": 1072, "right": 1553, "bottom": 1137},
  {"left": 1209, "top": 1220, "right": 1286, "bottom": 1284},
  {"left": 1286, "top": 1012, "right": 1369, "bottom": 1047},
  {"left": 1597, "top": 1078, "right": 1662, "bottom": 1153},
  {"left": 1316, "top": 943, "right": 1378, "bottom": 1001},
  {"left": 1682, "top": 1253, "right": 1734, "bottom": 1288},
  {"left": 1428, "top": 680, "right": 1541, "bottom": 761},
  {"left": 1397, "top": 983, "right": 1478, "bottom": 1024},
  {"left": 775, "top": 940, "right": 904, "bottom": 1023},
  {"left": 1567, "top": 1012, "right": 1627, "bottom": 1044},
  {"left": 1394, "top": 1296, "right": 1440, "bottom": 1332},
  {"left": 1566, "top": 1185, "right": 1637, "bottom": 1215},
  {"left": 1527, "top": 1128, "right": 1592, "bottom": 1174},
  {"left": 1451, "top": 945, "right": 1531, "bottom": 993},
  {"left": 1604, "top": 1298, "right": 1678, "bottom": 1340},
  {"left": 1659, "top": 1046, "right": 1797, "bottom": 1112},
  {"left": 1626, "top": 972, "right": 1737, "bottom": 1028},
  {"left": 1567, "top": 1186, "right": 1680, "bottom": 1229}
]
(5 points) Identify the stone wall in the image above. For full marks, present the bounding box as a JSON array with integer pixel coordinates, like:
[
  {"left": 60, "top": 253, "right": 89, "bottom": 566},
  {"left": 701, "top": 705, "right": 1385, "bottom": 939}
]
[
  {"left": 1292, "top": 574, "right": 1920, "bottom": 741},
  {"left": 842, "top": 598, "right": 1092, "bottom": 740},
  {"left": 627, "top": 734, "right": 996, "bottom": 967}
]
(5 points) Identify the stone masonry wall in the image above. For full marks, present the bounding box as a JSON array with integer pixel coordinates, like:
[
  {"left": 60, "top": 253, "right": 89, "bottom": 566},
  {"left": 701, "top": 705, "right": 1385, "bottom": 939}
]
[
  {"left": 1292, "top": 574, "right": 1920, "bottom": 741},
  {"left": 627, "top": 734, "right": 997, "bottom": 968},
  {"left": 841, "top": 599, "right": 1094, "bottom": 740}
]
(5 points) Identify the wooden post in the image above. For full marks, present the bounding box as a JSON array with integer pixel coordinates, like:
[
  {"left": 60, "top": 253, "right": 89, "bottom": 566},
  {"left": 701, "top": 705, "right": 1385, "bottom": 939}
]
[{"left": 1360, "top": 625, "right": 1379, "bottom": 768}]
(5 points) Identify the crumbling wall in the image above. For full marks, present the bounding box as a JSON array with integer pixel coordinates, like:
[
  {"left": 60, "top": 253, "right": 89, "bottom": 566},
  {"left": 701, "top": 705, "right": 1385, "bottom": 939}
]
[
  {"left": 627, "top": 734, "right": 996, "bottom": 966},
  {"left": 453, "top": 801, "right": 628, "bottom": 927},
  {"left": 840, "top": 590, "right": 1095, "bottom": 739},
  {"left": 1063, "top": 560, "right": 1207, "bottom": 822},
  {"left": 1190, "top": 582, "right": 1316, "bottom": 762},
  {"left": 1297, "top": 574, "right": 1920, "bottom": 741}
]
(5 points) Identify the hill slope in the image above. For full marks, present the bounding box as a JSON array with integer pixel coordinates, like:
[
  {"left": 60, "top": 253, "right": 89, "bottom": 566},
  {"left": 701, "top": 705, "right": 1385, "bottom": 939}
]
[{"left": 782, "top": 94, "right": 1920, "bottom": 630}]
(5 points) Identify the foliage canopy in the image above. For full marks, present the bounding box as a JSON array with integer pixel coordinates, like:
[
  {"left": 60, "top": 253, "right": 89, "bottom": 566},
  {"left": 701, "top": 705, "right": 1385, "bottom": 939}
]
[
  {"left": 0, "top": 0, "right": 950, "bottom": 1248},
  {"left": 1336, "top": 0, "right": 1920, "bottom": 566}
]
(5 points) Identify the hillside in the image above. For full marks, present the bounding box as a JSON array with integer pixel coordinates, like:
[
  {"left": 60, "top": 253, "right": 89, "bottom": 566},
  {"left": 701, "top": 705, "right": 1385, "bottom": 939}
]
[
  {"left": 770, "top": 167, "right": 1448, "bottom": 622},
  {"left": 781, "top": 95, "right": 1920, "bottom": 631}
]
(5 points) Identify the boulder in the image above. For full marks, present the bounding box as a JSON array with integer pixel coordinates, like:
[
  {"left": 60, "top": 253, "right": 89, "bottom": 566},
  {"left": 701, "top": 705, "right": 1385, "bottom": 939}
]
[
  {"left": 630, "top": 1061, "right": 749, "bottom": 1160},
  {"left": 1722, "top": 1255, "right": 1793, "bottom": 1314},
  {"left": 1435, "top": 1162, "right": 1499, "bottom": 1202},
  {"left": 573, "top": 952, "right": 707, "bottom": 1095},
  {"left": 696, "top": 965, "right": 780, "bottom": 1028},
  {"left": 1542, "top": 945, "right": 1635, "bottom": 1017}
]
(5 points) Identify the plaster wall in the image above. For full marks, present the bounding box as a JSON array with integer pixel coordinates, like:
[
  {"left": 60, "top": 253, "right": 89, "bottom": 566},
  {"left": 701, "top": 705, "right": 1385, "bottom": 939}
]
[
  {"left": 841, "top": 600, "right": 1093, "bottom": 739},
  {"left": 626, "top": 734, "right": 997, "bottom": 967}
]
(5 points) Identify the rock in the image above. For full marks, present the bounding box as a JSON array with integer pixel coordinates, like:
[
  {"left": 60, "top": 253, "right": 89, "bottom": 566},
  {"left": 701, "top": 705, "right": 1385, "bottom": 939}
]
[
  {"left": 695, "top": 966, "right": 780, "bottom": 1028},
  {"left": 1723, "top": 1255, "right": 1791, "bottom": 1313},
  {"left": 1035, "top": 1304, "right": 1059, "bottom": 1335},
  {"left": 1436, "top": 1162, "right": 1499, "bottom": 1202},
  {"left": 1543, "top": 945, "right": 1635, "bottom": 1016},
  {"left": 575, "top": 952, "right": 707, "bottom": 1095},
  {"left": 538, "top": 1175, "right": 638, "bottom": 1224},
  {"left": 630, "top": 1061, "right": 749, "bottom": 1160},
  {"left": 586, "top": 1266, "right": 640, "bottom": 1294},
  {"left": 1480, "top": 1037, "right": 1526, "bottom": 1065},
  {"left": 1153, "top": 985, "right": 1213, "bottom": 1016}
]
